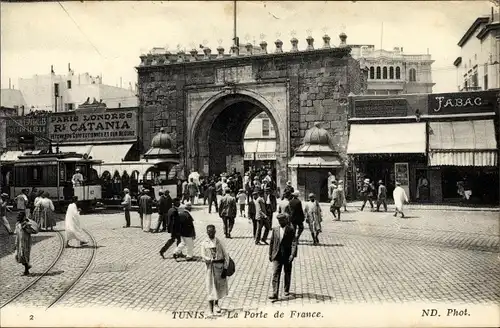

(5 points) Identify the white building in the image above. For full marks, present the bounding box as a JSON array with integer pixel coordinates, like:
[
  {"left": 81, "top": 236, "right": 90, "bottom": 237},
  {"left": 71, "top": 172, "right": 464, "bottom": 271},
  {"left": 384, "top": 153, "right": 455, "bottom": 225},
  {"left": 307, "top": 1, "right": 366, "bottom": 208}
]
[
  {"left": 17, "top": 64, "right": 138, "bottom": 113},
  {"left": 350, "top": 45, "right": 435, "bottom": 95},
  {"left": 453, "top": 10, "right": 500, "bottom": 91},
  {"left": 243, "top": 112, "right": 277, "bottom": 166},
  {"left": 0, "top": 88, "right": 27, "bottom": 115}
]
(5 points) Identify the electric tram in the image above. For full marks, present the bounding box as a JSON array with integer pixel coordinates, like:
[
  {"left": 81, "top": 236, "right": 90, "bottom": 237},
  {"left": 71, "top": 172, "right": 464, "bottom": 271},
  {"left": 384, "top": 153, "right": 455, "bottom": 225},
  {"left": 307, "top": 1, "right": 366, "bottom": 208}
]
[{"left": 10, "top": 150, "right": 103, "bottom": 212}]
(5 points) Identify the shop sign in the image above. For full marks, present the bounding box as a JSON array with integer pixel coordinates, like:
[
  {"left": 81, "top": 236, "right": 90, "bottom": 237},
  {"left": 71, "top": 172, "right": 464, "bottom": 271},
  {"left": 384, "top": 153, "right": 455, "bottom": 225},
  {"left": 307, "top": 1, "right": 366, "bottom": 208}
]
[
  {"left": 354, "top": 98, "right": 408, "bottom": 118},
  {"left": 48, "top": 109, "right": 138, "bottom": 143},
  {"left": 5, "top": 116, "right": 48, "bottom": 147},
  {"left": 255, "top": 152, "right": 276, "bottom": 160},
  {"left": 428, "top": 91, "right": 497, "bottom": 115},
  {"left": 244, "top": 153, "right": 255, "bottom": 161}
]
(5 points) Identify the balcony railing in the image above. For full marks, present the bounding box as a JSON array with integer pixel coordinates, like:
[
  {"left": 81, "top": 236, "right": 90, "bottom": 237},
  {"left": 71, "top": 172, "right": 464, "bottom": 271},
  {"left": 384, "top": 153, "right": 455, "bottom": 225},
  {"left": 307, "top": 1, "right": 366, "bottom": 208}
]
[{"left": 460, "top": 86, "right": 482, "bottom": 91}]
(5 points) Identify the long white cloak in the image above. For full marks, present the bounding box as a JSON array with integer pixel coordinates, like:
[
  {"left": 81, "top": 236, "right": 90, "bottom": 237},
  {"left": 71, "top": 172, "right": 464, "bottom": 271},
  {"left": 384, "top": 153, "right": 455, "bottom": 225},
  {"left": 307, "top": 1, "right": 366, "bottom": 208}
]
[
  {"left": 65, "top": 203, "right": 88, "bottom": 243},
  {"left": 393, "top": 186, "right": 409, "bottom": 211}
]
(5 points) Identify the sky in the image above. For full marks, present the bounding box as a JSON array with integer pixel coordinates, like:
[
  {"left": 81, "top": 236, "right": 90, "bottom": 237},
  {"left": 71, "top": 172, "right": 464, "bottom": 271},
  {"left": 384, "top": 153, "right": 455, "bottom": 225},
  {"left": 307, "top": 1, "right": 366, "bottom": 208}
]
[{"left": 0, "top": 1, "right": 495, "bottom": 93}]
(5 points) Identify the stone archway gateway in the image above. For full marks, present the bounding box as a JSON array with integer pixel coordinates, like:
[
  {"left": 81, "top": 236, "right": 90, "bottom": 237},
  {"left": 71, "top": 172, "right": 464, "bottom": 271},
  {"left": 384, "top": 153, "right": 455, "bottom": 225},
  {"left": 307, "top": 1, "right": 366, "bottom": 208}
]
[
  {"left": 137, "top": 33, "right": 366, "bottom": 193},
  {"left": 187, "top": 87, "right": 288, "bottom": 188}
]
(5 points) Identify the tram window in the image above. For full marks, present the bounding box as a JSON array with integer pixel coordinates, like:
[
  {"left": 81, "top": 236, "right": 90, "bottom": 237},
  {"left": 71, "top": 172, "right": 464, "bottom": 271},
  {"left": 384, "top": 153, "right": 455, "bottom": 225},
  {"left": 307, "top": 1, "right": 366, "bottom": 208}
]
[
  {"left": 44, "top": 165, "right": 58, "bottom": 187},
  {"left": 28, "top": 167, "right": 43, "bottom": 186}
]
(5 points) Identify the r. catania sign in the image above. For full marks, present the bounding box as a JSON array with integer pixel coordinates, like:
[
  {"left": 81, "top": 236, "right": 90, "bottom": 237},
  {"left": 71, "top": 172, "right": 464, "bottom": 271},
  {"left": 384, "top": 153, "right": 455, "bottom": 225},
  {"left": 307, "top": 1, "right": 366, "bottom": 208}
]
[{"left": 48, "top": 109, "right": 138, "bottom": 143}]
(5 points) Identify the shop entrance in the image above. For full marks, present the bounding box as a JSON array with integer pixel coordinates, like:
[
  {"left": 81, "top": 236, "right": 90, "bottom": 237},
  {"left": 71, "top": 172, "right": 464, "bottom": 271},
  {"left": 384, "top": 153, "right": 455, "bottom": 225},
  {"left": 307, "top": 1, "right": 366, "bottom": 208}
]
[{"left": 441, "top": 166, "right": 499, "bottom": 205}]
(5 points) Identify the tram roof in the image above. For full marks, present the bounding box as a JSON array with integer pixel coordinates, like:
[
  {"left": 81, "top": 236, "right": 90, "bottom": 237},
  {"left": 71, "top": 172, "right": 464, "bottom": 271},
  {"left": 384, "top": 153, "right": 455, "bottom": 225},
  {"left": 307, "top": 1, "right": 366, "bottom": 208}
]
[{"left": 15, "top": 151, "right": 103, "bottom": 165}]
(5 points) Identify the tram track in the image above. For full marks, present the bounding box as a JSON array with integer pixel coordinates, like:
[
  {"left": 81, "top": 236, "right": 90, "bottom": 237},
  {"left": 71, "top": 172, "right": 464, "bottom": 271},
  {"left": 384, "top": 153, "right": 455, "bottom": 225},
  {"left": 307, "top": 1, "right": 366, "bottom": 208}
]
[{"left": 0, "top": 228, "right": 97, "bottom": 310}]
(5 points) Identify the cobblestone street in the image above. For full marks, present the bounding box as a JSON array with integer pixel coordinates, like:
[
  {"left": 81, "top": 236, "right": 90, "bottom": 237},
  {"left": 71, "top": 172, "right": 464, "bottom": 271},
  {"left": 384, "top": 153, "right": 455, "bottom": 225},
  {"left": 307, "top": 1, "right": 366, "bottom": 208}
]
[{"left": 1, "top": 203, "right": 498, "bottom": 316}]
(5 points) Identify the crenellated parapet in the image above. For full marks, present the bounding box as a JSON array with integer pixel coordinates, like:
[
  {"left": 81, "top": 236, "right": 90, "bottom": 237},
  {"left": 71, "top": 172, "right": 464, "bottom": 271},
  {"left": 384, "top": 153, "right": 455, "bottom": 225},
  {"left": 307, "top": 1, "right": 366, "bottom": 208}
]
[{"left": 137, "top": 33, "right": 351, "bottom": 68}]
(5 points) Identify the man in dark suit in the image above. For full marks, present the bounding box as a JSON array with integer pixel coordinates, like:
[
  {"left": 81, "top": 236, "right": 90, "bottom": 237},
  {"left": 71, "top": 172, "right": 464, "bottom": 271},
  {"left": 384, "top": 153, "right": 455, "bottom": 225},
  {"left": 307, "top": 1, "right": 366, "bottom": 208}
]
[
  {"left": 207, "top": 182, "right": 218, "bottom": 214},
  {"left": 288, "top": 191, "right": 305, "bottom": 241},
  {"left": 159, "top": 198, "right": 181, "bottom": 258},
  {"left": 155, "top": 190, "right": 173, "bottom": 233},
  {"left": 264, "top": 187, "right": 277, "bottom": 223},
  {"left": 218, "top": 188, "right": 237, "bottom": 238},
  {"left": 247, "top": 191, "right": 258, "bottom": 238},
  {"left": 269, "top": 213, "right": 298, "bottom": 300}
]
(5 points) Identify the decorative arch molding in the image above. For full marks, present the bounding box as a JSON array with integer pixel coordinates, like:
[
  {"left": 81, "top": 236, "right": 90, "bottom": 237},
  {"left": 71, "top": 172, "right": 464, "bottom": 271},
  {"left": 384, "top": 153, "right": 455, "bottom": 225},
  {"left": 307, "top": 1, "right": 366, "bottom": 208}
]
[{"left": 187, "top": 84, "right": 288, "bottom": 160}]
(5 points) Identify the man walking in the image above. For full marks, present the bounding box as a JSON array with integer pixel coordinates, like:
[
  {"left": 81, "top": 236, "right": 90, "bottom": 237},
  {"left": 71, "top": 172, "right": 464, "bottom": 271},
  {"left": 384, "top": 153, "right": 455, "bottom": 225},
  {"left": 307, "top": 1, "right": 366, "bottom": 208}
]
[
  {"left": 187, "top": 178, "right": 198, "bottom": 205},
  {"left": 360, "top": 179, "right": 374, "bottom": 211},
  {"left": 255, "top": 191, "right": 271, "bottom": 245},
  {"left": 218, "top": 188, "right": 237, "bottom": 238},
  {"left": 207, "top": 182, "right": 218, "bottom": 214},
  {"left": 330, "top": 183, "right": 342, "bottom": 221},
  {"left": 288, "top": 191, "right": 304, "bottom": 241},
  {"left": 173, "top": 203, "right": 196, "bottom": 261},
  {"left": 264, "top": 188, "right": 277, "bottom": 223},
  {"left": 248, "top": 191, "right": 258, "bottom": 238},
  {"left": 121, "top": 188, "right": 132, "bottom": 228},
  {"left": 376, "top": 180, "right": 388, "bottom": 212},
  {"left": 393, "top": 182, "right": 409, "bottom": 218},
  {"left": 160, "top": 198, "right": 181, "bottom": 258},
  {"left": 155, "top": 190, "right": 172, "bottom": 233},
  {"left": 268, "top": 213, "right": 298, "bottom": 300},
  {"left": 138, "top": 189, "right": 153, "bottom": 232}
]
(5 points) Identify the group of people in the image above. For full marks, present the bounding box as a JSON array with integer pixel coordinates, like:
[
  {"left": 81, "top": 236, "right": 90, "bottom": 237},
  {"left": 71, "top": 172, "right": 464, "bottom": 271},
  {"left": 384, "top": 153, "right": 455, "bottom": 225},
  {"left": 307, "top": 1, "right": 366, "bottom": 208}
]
[
  {"left": 357, "top": 178, "right": 409, "bottom": 218},
  {"left": 1, "top": 187, "right": 90, "bottom": 276}
]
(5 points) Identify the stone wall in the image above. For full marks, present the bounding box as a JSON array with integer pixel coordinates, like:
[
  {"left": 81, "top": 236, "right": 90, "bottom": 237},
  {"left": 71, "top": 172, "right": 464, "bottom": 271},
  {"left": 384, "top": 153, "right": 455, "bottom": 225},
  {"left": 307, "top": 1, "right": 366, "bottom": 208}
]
[{"left": 137, "top": 37, "right": 366, "bottom": 183}]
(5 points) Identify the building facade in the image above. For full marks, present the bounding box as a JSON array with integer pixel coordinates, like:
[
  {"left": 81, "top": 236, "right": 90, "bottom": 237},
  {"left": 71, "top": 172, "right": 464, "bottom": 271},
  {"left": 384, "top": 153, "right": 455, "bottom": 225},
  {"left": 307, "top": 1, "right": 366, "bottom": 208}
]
[
  {"left": 17, "top": 65, "right": 138, "bottom": 113},
  {"left": 453, "top": 10, "right": 500, "bottom": 91},
  {"left": 347, "top": 89, "right": 499, "bottom": 205},
  {"left": 243, "top": 112, "right": 277, "bottom": 173},
  {"left": 137, "top": 33, "right": 366, "bottom": 192},
  {"left": 350, "top": 45, "right": 435, "bottom": 95}
]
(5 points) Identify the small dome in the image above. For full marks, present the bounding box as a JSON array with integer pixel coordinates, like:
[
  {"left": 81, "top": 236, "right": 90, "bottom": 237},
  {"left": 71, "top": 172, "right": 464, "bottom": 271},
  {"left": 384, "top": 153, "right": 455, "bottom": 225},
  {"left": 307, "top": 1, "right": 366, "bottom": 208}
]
[
  {"left": 303, "top": 122, "right": 331, "bottom": 145},
  {"left": 151, "top": 128, "right": 173, "bottom": 149}
]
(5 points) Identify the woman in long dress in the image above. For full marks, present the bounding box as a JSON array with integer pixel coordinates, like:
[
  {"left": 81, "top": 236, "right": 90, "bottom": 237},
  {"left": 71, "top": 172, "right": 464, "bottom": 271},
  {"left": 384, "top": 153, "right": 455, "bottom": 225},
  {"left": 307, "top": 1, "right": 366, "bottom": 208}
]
[
  {"left": 38, "top": 192, "right": 55, "bottom": 231},
  {"left": 304, "top": 193, "right": 323, "bottom": 245},
  {"left": 14, "top": 211, "right": 38, "bottom": 275},
  {"left": 201, "top": 224, "right": 230, "bottom": 316},
  {"left": 65, "top": 196, "right": 88, "bottom": 248},
  {"left": 31, "top": 190, "right": 44, "bottom": 226}
]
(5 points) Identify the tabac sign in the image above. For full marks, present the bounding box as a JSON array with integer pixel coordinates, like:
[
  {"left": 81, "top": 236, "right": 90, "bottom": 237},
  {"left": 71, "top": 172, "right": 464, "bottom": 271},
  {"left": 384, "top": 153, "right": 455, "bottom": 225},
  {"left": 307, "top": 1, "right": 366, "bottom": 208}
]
[
  {"left": 428, "top": 91, "right": 498, "bottom": 115},
  {"left": 48, "top": 109, "right": 138, "bottom": 143}
]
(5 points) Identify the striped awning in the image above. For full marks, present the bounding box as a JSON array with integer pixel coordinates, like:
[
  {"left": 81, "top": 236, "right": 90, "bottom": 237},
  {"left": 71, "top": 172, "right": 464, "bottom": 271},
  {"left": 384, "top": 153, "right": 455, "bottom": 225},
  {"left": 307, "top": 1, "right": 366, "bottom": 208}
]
[
  {"left": 428, "top": 120, "right": 498, "bottom": 166},
  {"left": 244, "top": 139, "right": 276, "bottom": 153},
  {"left": 428, "top": 151, "right": 497, "bottom": 166}
]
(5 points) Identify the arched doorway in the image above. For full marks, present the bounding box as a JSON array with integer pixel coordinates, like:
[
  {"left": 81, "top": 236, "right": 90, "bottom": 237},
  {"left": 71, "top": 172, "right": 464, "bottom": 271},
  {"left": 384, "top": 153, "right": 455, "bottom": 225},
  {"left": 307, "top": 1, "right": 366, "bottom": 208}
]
[{"left": 189, "top": 92, "right": 283, "bottom": 187}]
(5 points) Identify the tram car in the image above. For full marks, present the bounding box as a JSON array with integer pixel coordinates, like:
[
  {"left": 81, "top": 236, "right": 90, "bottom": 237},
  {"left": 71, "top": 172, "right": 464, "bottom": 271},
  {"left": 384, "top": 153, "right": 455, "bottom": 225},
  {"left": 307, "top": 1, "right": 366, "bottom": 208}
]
[{"left": 10, "top": 151, "right": 103, "bottom": 212}]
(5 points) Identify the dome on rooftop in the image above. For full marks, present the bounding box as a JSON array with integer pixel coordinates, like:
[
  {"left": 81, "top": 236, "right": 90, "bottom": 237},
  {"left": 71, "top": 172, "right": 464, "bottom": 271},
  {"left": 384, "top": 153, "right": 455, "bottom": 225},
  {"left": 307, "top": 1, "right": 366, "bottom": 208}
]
[
  {"left": 151, "top": 128, "right": 173, "bottom": 150},
  {"left": 303, "top": 122, "right": 331, "bottom": 145}
]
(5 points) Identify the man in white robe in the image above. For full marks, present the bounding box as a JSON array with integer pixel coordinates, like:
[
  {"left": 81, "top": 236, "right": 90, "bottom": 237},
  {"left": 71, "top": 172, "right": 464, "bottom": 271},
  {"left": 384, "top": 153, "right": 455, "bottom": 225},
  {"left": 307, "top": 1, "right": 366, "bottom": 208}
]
[
  {"left": 65, "top": 196, "right": 89, "bottom": 248},
  {"left": 392, "top": 182, "right": 409, "bottom": 218}
]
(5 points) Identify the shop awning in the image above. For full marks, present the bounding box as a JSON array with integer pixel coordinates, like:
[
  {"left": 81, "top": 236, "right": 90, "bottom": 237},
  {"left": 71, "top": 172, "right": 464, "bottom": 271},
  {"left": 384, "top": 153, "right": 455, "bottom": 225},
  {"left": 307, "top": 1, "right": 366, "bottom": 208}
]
[
  {"left": 244, "top": 139, "right": 276, "bottom": 153},
  {"left": 0, "top": 151, "right": 25, "bottom": 162},
  {"left": 288, "top": 155, "right": 342, "bottom": 168},
  {"left": 57, "top": 145, "right": 92, "bottom": 156},
  {"left": 89, "top": 143, "right": 135, "bottom": 164},
  {"left": 347, "top": 122, "right": 426, "bottom": 154},
  {"left": 428, "top": 120, "right": 498, "bottom": 166}
]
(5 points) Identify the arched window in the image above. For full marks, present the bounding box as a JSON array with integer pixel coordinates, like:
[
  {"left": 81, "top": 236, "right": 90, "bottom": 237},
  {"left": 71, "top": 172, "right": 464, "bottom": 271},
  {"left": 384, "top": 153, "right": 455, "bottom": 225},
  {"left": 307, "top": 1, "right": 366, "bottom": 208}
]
[
  {"left": 395, "top": 66, "right": 401, "bottom": 79},
  {"left": 376, "top": 66, "right": 381, "bottom": 79},
  {"left": 369, "top": 66, "right": 375, "bottom": 79},
  {"left": 409, "top": 68, "right": 416, "bottom": 82},
  {"left": 389, "top": 67, "right": 394, "bottom": 79},
  {"left": 382, "top": 67, "right": 388, "bottom": 79}
]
